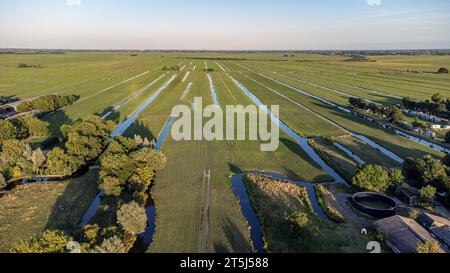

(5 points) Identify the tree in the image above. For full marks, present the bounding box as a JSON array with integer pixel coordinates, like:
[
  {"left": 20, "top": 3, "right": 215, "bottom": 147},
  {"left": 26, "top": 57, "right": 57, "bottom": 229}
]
[
  {"left": 389, "top": 169, "right": 405, "bottom": 189},
  {"left": 416, "top": 239, "right": 441, "bottom": 253},
  {"left": 99, "top": 176, "right": 122, "bottom": 197},
  {"left": 10, "top": 230, "right": 72, "bottom": 253},
  {"left": 92, "top": 236, "right": 127, "bottom": 253},
  {"left": 131, "top": 148, "right": 167, "bottom": 171},
  {"left": 1, "top": 140, "right": 33, "bottom": 177},
  {"left": 384, "top": 105, "right": 404, "bottom": 123},
  {"left": 19, "top": 117, "right": 50, "bottom": 137},
  {"left": 431, "top": 93, "right": 444, "bottom": 104},
  {"left": 422, "top": 156, "right": 448, "bottom": 187},
  {"left": 31, "top": 148, "right": 46, "bottom": 175},
  {"left": 46, "top": 147, "right": 80, "bottom": 175},
  {"left": 116, "top": 201, "right": 147, "bottom": 235},
  {"left": 0, "top": 120, "right": 17, "bottom": 143},
  {"left": 419, "top": 185, "right": 436, "bottom": 203},
  {"left": 352, "top": 164, "right": 391, "bottom": 192}
]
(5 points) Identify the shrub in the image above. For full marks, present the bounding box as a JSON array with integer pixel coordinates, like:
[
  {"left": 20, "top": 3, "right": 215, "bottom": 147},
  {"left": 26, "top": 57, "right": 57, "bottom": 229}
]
[
  {"left": 417, "top": 239, "right": 441, "bottom": 253},
  {"left": 10, "top": 230, "right": 72, "bottom": 253},
  {"left": 92, "top": 236, "right": 127, "bottom": 253}
]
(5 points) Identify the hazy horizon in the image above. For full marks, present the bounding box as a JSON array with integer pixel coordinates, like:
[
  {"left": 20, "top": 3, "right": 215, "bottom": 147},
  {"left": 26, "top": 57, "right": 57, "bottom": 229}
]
[{"left": 1, "top": 0, "right": 450, "bottom": 50}]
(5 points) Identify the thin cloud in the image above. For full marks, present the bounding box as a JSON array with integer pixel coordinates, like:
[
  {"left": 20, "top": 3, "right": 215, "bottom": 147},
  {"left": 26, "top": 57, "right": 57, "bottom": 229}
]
[
  {"left": 66, "top": 0, "right": 81, "bottom": 6},
  {"left": 367, "top": 0, "right": 381, "bottom": 6}
]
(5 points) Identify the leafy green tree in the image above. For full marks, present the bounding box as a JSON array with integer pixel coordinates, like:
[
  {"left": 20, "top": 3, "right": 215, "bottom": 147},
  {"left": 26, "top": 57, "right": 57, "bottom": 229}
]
[
  {"left": 1, "top": 140, "right": 32, "bottom": 176},
  {"left": 46, "top": 147, "right": 80, "bottom": 175},
  {"left": 116, "top": 201, "right": 147, "bottom": 235},
  {"left": 31, "top": 148, "right": 46, "bottom": 175},
  {"left": 417, "top": 239, "right": 441, "bottom": 253},
  {"left": 352, "top": 164, "right": 391, "bottom": 192},
  {"left": 131, "top": 148, "right": 167, "bottom": 171},
  {"left": 422, "top": 155, "right": 448, "bottom": 187},
  {"left": 0, "top": 120, "right": 17, "bottom": 143},
  {"left": 419, "top": 185, "right": 437, "bottom": 203},
  {"left": 19, "top": 117, "right": 50, "bottom": 137},
  {"left": 65, "top": 115, "right": 115, "bottom": 161},
  {"left": 92, "top": 236, "right": 127, "bottom": 253},
  {"left": 384, "top": 105, "right": 404, "bottom": 123},
  {"left": 389, "top": 169, "right": 405, "bottom": 189},
  {"left": 10, "top": 230, "right": 72, "bottom": 253},
  {"left": 99, "top": 176, "right": 122, "bottom": 197}
]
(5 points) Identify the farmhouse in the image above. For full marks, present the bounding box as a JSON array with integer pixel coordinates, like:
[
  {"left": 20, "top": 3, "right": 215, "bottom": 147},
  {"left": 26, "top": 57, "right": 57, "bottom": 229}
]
[
  {"left": 417, "top": 212, "right": 450, "bottom": 249},
  {"left": 374, "top": 215, "right": 445, "bottom": 253}
]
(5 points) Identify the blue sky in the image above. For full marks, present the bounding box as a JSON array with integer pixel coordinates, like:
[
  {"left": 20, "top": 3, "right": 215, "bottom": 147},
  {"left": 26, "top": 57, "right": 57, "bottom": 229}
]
[{"left": 1, "top": 0, "right": 449, "bottom": 50}]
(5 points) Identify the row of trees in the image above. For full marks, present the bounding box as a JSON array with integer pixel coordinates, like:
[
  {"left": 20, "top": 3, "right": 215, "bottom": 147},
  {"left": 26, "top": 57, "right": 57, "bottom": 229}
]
[
  {"left": 0, "top": 116, "right": 50, "bottom": 144},
  {"left": 402, "top": 93, "right": 449, "bottom": 119},
  {"left": 352, "top": 165, "right": 404, "bottom": 193},
  {"left": 0, "top": 115, "right": 115, "bottom": 185},
  {"left": 10, "top": 201, "right": 148, "bottom": 253},
  {"left": 98, "top": 135, "right": 167, "bottom": 206},
  {"left": 17, "top": 95, "right": 78, "bottom": 113},
  {"left": 348, "top": 98, "right": 405, "bottom": 123},
  {"left": 403, "top": 155, "right": 450, "bottom": 197},
  {"left": 351, "top": 155, "right": 450, "bottom": 206},
  {"left": 11, "top": 135, "right": 168, "bottom": 253}
]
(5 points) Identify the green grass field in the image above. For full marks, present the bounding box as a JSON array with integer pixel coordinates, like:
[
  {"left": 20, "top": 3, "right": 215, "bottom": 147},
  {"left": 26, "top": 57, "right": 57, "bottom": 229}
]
[
  {"left": 0, "top": 170, "right": 99, "bottom": 252},
  {"left": 0, "top": 52, "right": 449, "bottom": 253}
]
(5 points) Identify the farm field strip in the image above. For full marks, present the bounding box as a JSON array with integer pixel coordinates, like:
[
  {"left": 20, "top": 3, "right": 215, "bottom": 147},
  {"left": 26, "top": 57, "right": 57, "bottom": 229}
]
[
  {"left": 221, "top": 63, "right": 346, "bottom": 184},
  {"left": 111, "top": 73, "right": 179, "bottom": 137},
  {"left": 294, "top": 62, "right": 450, "bottom": 97},
  {"left": 284, "top": 58, "right": 450, "bottom": 89},
  {"left": 75, "top": 71, "right": 150, "bottom": 103},
  {"left": 225, "top": 62, "right": 442, "bottom": 159},
  {"left": 148, "top": 62, "right": 336, "bottom": 253},
  {"left": 251, "top": 62, "right": 404, "bottom": 102},
  {"left": 233, "top": 68, "right": 404, "bottom": 164},
  {"left": 257, "top": 61, "right": 449, "bottom": 100},
  {"left": 246, "top": 63, "right": 383, "bottom": 105},
  {"left": 103, "top": 73, "right": 167, "bottom": 119}
]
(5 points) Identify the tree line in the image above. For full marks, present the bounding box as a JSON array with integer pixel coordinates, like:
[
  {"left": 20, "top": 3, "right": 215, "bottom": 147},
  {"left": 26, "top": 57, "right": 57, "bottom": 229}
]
[
  {"left": 348, "top": 97, "right": 404, "bottom": 123},
  {"left": 17, "top": 95, "right": 78, "bottom": 113},
  {"left": 0, "top": 115, "right": 115, "bottom": 188},
  {"left": 10, "top": 135, "right": 167, "bottom": 253},
  {"left": 352, "top": 154, "right": 450, "bottom": 207}
]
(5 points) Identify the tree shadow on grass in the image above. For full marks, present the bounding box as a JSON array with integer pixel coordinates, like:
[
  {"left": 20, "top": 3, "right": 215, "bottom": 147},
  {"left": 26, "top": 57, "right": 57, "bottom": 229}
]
[
  {"left": 45, "top": 169, "right": 100, "bottom": 232},
  {"left": 42, "top": 109, "right": 73, "bottom": 137},
  {"left": 96, "top": 106, "right": 121, "bottom": 125},
  {"left": 122, "top": 120, "right": 156, "bottom": 140},
  {"left": 227, "top": 162, "right": 243, "bottom": 174},
  {"left": 213, "top": 216, "right": 252, "bottom": 253}
]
